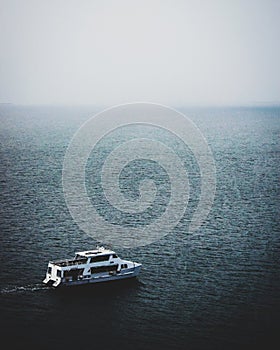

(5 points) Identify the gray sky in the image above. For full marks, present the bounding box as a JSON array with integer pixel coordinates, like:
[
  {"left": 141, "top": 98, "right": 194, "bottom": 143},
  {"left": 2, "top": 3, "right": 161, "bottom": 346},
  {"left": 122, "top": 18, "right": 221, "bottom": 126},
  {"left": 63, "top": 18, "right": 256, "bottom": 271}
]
[{"left": 0, "top": 0, "right": 279, "bottom": 106}]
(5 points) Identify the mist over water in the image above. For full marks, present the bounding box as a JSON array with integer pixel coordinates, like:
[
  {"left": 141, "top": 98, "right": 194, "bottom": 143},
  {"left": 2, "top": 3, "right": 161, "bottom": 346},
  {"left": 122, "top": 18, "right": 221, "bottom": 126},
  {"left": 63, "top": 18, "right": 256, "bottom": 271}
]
[
  {"left": 0, "top": 105, "right": 279, "bottom": 349},
  {"left": 1, "top": 0, "right": 280, "bottom": 106}
]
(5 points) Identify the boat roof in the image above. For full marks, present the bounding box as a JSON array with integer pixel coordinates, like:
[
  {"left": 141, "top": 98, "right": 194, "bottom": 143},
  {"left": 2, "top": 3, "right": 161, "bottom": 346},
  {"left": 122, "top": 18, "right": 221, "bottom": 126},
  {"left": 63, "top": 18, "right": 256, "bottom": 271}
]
[{"left": 75, "top": 246, "right": 115, "bottom": 257}]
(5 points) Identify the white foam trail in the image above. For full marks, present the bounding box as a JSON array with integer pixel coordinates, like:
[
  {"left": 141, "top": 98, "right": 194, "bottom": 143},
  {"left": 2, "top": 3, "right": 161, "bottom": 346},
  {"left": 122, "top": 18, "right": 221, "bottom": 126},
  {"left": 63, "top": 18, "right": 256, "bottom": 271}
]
[{"left": 0, "top": 284, "right": 49, "bottom": 294}]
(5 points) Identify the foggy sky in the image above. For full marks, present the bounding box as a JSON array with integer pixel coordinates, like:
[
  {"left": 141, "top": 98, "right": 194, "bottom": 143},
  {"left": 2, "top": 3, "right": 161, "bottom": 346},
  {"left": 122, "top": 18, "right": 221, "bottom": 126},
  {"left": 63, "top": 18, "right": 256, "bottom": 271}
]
[{"left": 0, "top": 0, "right": 279, "bottom": 106}]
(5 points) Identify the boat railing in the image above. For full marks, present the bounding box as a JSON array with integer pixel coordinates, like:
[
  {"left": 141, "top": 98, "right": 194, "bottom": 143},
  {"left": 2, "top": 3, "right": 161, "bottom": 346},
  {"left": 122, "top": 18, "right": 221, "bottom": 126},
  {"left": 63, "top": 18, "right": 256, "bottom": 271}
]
[{"left": 51, "top": 258, "right": 88, "bottom": 267}]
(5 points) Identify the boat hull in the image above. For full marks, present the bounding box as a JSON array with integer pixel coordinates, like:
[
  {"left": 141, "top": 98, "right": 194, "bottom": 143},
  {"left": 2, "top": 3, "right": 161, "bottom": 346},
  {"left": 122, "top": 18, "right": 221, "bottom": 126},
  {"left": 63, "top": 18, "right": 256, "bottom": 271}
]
[{"left": 44, "top": 264, "right": 141, "bottom": 288}]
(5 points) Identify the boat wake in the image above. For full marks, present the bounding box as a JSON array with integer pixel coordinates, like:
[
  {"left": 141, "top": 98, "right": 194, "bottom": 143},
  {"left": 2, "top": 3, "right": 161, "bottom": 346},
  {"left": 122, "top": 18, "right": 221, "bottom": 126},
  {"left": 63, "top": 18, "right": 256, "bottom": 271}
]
[{"left": 0, "top": 283, "right": 49, "bottom": 294}]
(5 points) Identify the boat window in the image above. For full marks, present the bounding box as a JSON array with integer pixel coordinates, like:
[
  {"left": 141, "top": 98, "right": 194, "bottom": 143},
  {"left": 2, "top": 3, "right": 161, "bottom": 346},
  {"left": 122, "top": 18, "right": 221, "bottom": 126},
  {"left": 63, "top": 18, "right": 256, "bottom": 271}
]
[
  {"left": 64, "top": 268, "right": 84, "bottom": 278},
  {"left": 121, "top": 264, "right": 128, "bottom": 269},
  {"left": 113, "top": 254, "right": 118, "bottom": 258},
  {"left": 48, "top": 267, "right": 52, "bottom": 274},
  {"left": 90, "top": 255, "right": 110, "bottom": 263},
  {"left": 57, "top": 270, "right": 61, "bottom": 277},
  {"left": 91, "top": 265, "right": 118, "bottom": 274}
]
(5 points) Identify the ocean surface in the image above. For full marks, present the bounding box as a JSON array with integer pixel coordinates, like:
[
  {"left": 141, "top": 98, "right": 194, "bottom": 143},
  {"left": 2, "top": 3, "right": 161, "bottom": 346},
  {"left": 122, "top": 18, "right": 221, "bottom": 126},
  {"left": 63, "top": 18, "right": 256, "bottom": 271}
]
[{"left": 0, "top": 104, "right": 279, "bottom": 350}]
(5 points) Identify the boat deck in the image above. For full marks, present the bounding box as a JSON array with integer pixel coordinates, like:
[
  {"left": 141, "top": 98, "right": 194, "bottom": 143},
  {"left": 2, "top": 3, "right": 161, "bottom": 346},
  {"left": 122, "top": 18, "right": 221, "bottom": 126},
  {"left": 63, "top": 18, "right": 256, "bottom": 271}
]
[{"left": 51, "top": 258, "right": 88, "bottom": 267}]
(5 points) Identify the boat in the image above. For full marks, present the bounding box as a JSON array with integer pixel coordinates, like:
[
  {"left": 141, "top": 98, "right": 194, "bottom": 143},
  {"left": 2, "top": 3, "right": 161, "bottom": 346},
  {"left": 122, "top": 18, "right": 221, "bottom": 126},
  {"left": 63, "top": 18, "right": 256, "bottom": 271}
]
[{"left": 43, "top": 246, "right": 142, "bottom": 288}]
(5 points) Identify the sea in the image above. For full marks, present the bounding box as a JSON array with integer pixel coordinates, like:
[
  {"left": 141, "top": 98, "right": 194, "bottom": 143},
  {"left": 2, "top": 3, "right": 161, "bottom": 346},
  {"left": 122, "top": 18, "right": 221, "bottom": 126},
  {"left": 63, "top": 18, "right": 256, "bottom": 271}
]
[{"left": 0, "top": 104, "right": 279, "bottom": 350}]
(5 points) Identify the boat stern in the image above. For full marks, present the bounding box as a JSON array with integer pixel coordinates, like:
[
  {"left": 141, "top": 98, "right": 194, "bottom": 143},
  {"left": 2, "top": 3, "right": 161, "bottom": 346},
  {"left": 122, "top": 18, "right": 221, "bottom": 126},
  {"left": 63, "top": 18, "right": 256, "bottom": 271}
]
[{"left": 43, "top": 262, "right": 62, "bottom": 287}]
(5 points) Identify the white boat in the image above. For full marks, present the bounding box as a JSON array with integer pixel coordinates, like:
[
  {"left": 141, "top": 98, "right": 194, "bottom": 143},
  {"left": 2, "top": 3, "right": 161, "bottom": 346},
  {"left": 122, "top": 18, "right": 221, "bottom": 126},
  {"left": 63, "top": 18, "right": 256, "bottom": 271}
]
[{"left": 43, "top": 246, "right": 142, "bottom": 288}]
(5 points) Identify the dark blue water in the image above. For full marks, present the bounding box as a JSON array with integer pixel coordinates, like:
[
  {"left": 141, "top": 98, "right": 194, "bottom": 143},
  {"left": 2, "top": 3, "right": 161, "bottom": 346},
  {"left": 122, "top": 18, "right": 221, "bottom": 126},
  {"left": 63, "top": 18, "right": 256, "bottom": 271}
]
[{"left": 0, "top": 105, "right": 279, "bottom": 350}]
